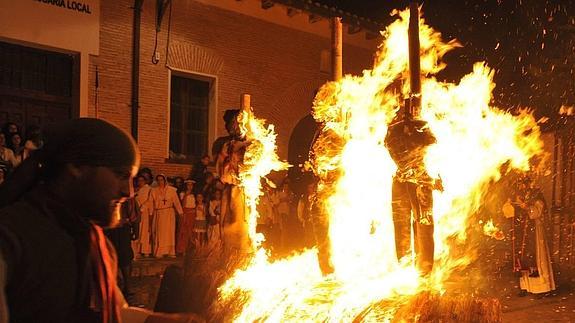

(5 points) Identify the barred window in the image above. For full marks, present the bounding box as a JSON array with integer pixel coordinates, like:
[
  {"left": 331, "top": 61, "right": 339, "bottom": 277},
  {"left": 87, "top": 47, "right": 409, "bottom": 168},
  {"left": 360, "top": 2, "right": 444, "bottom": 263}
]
[{"left": 169, "top": 74, "right": 211, "bottom": 162}]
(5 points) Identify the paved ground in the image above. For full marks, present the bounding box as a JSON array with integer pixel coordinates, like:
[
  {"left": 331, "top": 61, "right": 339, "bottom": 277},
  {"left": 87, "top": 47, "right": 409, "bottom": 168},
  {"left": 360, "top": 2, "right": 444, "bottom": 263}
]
[
  {"left": 502, "top": 294, "right": 575, "bottom": 322},
  {"left": 499, "top": 280, "right": 575, "bottom": 322},
  {"left": 127, "top": 257, "right": 177, "bottom": 310},
  {"left": 128, "top": 257, "right": 575, "bottom": 322}
]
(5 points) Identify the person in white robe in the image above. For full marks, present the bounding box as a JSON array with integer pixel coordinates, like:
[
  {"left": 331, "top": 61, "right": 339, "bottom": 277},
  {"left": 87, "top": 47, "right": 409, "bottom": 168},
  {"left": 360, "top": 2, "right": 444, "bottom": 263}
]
[
  {"left": 151, "top": 174, "right": 183, "bottom": 257},
  {"left": 518, "top": 188, "right": 556, "bottom": 295},
  {"left": 134, "top": 174, "right": 153, "bottom": 256}
]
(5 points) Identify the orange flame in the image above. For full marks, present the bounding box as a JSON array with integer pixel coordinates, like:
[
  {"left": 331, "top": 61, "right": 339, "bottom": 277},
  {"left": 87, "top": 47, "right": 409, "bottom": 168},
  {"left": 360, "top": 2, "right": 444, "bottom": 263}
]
[
  {"left": 218, "top": 7, "right": 543, "bottom": 321},
  {"left": 237, "top": 106, "right": 290, "bottom": 251}
]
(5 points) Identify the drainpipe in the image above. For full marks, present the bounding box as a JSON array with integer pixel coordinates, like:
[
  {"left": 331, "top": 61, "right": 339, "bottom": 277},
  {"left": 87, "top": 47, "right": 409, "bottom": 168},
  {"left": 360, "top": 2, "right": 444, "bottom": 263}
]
[{"left": 131, "top": 0, "right": 144, "bottom": 141}]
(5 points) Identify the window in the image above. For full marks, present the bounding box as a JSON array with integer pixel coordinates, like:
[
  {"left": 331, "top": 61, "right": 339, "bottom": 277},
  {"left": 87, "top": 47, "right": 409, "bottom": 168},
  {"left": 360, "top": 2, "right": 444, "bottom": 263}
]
[{"left": 169, "top": 74, "right": 211, "bottom": 162}]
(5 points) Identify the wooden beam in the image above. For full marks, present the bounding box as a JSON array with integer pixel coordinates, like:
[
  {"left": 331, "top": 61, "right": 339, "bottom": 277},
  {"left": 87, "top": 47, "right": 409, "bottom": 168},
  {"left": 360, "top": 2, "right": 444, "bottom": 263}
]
[
  {"left": 348, "top": 24, "right": 362, "bottom": 35},
  {"left": 261, "top": 0, "right": 274, "bottom": 9},
  {"left": 271, "top": 0, "right": 388, "bottom": 33},
  {"left": 286, "top": 7, "right": 298, "bottom": 17},
  {"left": 309, "top": 14, "right": 322, "bottom": 23}
]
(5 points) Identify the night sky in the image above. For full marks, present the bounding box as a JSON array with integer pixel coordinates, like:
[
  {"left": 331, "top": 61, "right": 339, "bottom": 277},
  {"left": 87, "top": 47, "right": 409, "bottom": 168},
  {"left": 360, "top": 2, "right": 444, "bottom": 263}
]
[{"left": 317, "top": 0, "right": 575, "bottom": 122}]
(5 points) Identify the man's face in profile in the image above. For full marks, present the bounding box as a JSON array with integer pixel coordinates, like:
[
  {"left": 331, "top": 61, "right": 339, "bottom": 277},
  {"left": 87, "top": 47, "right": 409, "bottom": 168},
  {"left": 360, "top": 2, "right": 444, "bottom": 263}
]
[
  {"left": 225, "top": 117, "right": 240, "bottom": 137},
  {"left": 73, "top": 165, "right": 138, "bottom": 227}
]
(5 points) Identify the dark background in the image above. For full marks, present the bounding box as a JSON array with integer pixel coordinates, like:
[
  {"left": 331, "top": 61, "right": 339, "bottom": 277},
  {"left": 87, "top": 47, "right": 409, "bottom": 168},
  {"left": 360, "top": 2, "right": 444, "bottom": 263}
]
[{"left": 317, "top": 0, "right": 575, "bottom": 121}]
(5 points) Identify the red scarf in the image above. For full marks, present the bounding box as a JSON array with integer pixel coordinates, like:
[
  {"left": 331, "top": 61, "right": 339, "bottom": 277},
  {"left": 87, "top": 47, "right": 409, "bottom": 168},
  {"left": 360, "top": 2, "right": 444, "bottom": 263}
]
[{"left": 89, "top": 224, "right": 121, "bottom": 323}]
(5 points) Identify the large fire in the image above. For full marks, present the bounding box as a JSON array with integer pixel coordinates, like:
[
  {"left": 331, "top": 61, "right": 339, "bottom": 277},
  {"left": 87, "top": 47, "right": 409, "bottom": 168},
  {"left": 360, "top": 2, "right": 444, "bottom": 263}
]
[{"left": 217, "top": 8, "right": 543, "bottom": 322}]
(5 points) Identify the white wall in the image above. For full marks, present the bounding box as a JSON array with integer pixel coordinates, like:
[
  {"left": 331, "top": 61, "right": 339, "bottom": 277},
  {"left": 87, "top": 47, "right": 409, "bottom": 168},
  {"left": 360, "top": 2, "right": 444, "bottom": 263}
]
[{"left": 0, "top": 0, "right": 101, "bottom": 117}]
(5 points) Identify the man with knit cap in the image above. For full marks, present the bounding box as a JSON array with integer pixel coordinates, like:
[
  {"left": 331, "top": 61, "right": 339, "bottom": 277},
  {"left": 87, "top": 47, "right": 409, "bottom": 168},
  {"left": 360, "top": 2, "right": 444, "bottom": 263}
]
[{"left": 0, "top": 118, "right": 199, "bottom": 322}]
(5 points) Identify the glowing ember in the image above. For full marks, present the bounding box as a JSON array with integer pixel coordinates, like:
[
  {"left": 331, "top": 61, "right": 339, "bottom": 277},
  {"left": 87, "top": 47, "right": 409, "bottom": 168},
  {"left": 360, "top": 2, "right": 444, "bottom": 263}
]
[
  {"left": 218, "top": 7, "right": 542, "bottom": 321},
  {"left": 559, "top": 104, "right": 574, "bottom": 116},
  {"left": 482, "top": 220, "right": 504, "bottom": 241}
]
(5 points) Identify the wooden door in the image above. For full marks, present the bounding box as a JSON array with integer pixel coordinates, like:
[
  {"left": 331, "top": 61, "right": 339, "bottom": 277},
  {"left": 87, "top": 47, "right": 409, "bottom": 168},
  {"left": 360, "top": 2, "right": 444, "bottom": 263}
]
[{"left": 0, "top": 41, "right": 78, "bottom": 135}]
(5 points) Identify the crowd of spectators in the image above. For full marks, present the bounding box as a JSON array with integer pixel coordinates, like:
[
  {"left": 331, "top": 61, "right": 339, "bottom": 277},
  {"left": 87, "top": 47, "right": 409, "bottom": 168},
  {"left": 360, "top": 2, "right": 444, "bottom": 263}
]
[
  {"left": 129, "top": 160, "right": 312, "bottom": 261},
  {"left": 0, "top": 122, "right": 44, "bottom": 184}
]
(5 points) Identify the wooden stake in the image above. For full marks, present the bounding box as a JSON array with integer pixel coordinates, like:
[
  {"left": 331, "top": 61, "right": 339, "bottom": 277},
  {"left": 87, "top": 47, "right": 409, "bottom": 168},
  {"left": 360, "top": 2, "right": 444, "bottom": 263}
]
[
  {"left": 331, "top": 17, "right": 343, "bottom": 82},
  {"left": 240, "top": 93, "right": 251, "bottom": 111},
  {"left": 408, "top": 1, "right": 422, "bottom": 118}
]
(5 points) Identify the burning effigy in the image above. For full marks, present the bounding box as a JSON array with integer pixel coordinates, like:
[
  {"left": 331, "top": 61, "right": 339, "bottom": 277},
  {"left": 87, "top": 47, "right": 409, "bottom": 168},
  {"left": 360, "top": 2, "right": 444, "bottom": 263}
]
[{"left": 212, "top": 5, "right": 543, "bottom": 323}]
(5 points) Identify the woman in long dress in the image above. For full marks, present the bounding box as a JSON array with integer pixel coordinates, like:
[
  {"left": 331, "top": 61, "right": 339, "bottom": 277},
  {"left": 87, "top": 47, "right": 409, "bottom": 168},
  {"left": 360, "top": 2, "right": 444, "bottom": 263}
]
[
  {"left": 194, "top": 193, "right": 208, "bottom": 247},
  {"left": 177, "top": 179, "right": 196, "bottom": 255},
  {"left": 151, "top": 174, "right": 183, "bottom": 257}
]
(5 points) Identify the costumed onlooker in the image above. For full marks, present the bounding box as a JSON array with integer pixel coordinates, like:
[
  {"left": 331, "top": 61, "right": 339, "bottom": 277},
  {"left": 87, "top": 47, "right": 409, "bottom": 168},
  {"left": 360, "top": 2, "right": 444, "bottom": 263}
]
[
  {"left": 176, "top": 179, "right": 196, "bottom": 255},
  {"left": 509, "top": 178, "right": 556, "bottom": 296},
  {"left": 193, "top": 193, "right": 208, "bottom": 247},
  {"left": 8, "top": 133, "right": 24, "bottom": 167},
  {"left": 208, "top": 189, "right": 223, "bottom": 243},
  {"left": 139, "top": 167, "right": 157, "bottom": 187},
  {"left": 0, "top": 133, "right": 18, "bottom": 171},
  {"left": 151, "top": 174, "right": 184, "bottom": 257},
  {"left": 172, "top": 176, "right": 185, "bottom": 240},
  {"left": 0, "top": 118, "right": 199, "bottom": 322},
  {"left": 22, "top": 125, "right": 43, "bottom": 160},
  {"left": 173, "top": 176, "right": 185, "bottom": 195},
  {"left": 134, "top": 174, "right": 153, "bottom": 257},
  {"left": 2, "top": 122, "right": 19, "bottom": 140}
]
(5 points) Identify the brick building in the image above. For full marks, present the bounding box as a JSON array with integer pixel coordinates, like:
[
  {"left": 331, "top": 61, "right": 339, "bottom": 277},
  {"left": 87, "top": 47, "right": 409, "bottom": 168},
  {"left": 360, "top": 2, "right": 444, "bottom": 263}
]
[{"left": 0, "top": 0, "right": 382, "bottom": 176}]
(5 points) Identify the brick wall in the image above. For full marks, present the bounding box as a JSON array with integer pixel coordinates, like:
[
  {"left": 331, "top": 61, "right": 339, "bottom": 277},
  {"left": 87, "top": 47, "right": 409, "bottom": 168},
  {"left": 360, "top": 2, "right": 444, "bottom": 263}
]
[{"left": 89, "top": 0, "right": 374, "bottom": 178}]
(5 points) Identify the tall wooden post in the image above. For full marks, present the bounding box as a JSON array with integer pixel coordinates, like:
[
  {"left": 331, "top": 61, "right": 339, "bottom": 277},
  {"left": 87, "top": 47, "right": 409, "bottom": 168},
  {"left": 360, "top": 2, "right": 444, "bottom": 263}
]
[
  {"left": 331, "top": 17, "right": 343, "bottom": 81},
  {"left": 241, "top": 93, "right": 251, "bottom": 111},
  {"left": 408, "top": 1, "right": 421, "bottom": 118}
]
